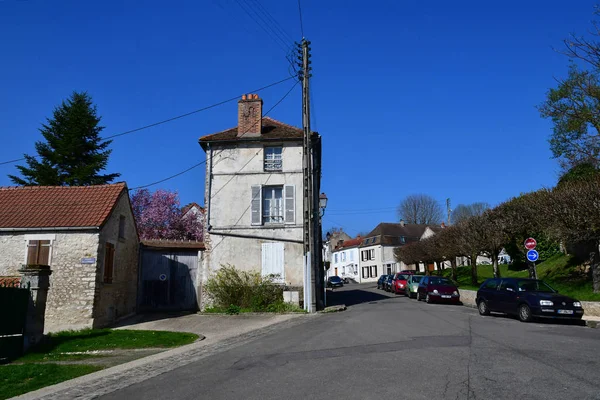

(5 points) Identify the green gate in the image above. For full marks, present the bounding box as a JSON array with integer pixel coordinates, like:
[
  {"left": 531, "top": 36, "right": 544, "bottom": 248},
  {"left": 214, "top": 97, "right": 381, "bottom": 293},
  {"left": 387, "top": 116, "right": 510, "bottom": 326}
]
[{"left": 0, "top": 281, "right": 30, "bottom": 361}]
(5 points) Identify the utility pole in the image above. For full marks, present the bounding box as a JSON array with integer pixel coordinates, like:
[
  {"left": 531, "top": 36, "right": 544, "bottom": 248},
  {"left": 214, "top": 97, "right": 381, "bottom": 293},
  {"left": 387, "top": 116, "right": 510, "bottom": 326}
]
[
  {"left": 446, "top": 198, "right": 451, "bottom": 226},
  {"left": 299, "top": 38, "right": 316, "bottom": 312}
]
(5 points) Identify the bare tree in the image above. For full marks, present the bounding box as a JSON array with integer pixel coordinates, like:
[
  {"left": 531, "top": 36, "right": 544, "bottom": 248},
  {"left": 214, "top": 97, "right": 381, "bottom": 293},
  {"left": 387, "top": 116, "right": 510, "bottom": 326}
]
[
  {"left": 451, "top": 202, "right": 490, "bottom": 225},
  {"left": 397, "top": 194, "right": 444, "bottom": 225}
]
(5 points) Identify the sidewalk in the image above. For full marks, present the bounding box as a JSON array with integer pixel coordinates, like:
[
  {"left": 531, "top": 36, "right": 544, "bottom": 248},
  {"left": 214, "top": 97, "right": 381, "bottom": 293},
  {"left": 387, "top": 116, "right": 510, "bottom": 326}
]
[{"left": 12, "top": 312, "right": 310, "bottom": 400}]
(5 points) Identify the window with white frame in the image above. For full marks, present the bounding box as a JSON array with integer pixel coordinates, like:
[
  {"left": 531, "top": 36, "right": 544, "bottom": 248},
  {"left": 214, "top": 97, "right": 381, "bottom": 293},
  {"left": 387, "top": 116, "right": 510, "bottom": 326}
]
[
  {"left": 252, "top": 184, "right": 295, "bottom": 226},
  {"left": 262, "top": 186, "right": 284, "bottom": 223},
  {"left": 334, "top": 253, "right": 338, "bottom": 263},
  {"left": 361, "top": 249, "right": 375, "bottom": 261},
  {"left": 264, "top": 146, "right": 283, "bottom": 171},
  {"left": 341, "top": 252, "right": 346, "bottom": 262}
]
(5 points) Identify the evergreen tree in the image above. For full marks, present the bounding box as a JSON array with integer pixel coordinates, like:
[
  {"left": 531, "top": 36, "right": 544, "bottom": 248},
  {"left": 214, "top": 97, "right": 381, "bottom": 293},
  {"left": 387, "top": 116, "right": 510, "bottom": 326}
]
[{"left": 9, "top": 92, "right": 120, "bottom": 186}]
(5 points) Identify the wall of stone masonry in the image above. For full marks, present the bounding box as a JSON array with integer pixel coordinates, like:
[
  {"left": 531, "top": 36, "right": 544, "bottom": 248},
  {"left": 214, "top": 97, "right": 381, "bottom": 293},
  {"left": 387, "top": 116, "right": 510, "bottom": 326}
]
[
  {"left": 94, "top": 193, "right": 139, "bottom": 328},
  {"left": 0, "top": 230, "right": 101, "bottom": 332}
]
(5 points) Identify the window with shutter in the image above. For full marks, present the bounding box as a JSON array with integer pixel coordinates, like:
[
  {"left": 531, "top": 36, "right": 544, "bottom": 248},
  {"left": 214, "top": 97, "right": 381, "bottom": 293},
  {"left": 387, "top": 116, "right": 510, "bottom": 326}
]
[
  {"left": 284, "top": 184, "right": 295, "bottom": 224},
  {"left": 27, "top": 240, "right": 51, "bottom": 266},
  {"left": 251, "top": 185, "right": 262, "bottom": 226},
  {"left": 104, "top": 243, "right": 115, "bottom": 283},
  {"left": 261, "top": 242, "right": 285, "bottom": 282}
]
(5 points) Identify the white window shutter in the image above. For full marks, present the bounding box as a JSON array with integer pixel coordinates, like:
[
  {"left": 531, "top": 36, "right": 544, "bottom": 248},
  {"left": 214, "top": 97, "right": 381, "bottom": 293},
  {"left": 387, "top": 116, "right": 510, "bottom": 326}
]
[
  {"left": 251, "top": 185, "right": 262, "bottom": 226},
  {"left": 262, "top": 242, "right": 285, "bottom": 282},
  {"left": 284, "top": 184, "right": 295, "bottom": 224}
]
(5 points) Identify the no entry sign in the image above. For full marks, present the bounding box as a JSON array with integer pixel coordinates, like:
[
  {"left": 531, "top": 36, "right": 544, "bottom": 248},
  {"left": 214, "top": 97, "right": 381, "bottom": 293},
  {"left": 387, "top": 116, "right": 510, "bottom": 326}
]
[{"left": 524, "top": 237, "right": 537, "bottom": 250}]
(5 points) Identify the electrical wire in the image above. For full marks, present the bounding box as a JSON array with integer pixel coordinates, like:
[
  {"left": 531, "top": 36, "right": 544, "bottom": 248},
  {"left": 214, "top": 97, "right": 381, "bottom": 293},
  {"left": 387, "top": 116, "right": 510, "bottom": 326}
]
[
  {"left": 297, "top": 0, "right": 305, "bottom": 38},
  {"left": 233, "top": 0, "right": 292, "bottom": 53},
  {"left": 247, "top": 0, "right": 295, "bottom": 44},
  {"left": 0, "top": 76, "right": 296, "bottom": 167},
  {"left": 130, "top": 81, "right": 299, "bottom": 192}
]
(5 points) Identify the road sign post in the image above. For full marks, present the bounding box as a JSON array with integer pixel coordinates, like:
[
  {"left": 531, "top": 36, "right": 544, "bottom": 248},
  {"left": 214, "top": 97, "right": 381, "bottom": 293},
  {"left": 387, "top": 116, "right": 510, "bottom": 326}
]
[{"left": 525, "top": 238, "right": 538, "bottom": 279}]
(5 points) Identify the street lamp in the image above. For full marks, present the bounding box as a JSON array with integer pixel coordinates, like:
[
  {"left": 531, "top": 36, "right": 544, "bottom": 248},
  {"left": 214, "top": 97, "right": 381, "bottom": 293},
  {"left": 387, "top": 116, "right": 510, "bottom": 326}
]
[{"left": 319, "top": 193, "right": 328, "bottom": 217}]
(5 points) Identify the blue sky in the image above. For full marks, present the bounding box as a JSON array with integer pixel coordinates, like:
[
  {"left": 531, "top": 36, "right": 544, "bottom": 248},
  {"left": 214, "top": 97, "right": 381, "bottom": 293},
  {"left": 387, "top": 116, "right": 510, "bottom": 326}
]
[{"left": 0, "top": 0, "right": 596, "bottom": 236}]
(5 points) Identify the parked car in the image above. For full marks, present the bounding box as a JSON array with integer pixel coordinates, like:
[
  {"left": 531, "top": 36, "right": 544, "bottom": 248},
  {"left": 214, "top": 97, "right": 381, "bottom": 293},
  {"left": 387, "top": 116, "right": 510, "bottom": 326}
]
[
  {"left": 404, "top": 275, "right": 424, "bottom": 298},
  {"left": 384, "top": 275, "right": 394, "bottom": 292},
  {"left": 416, "top": 276, "right": 460, "bottom": 304},
  {"left": 476, "top": 277, "right": 584, "bottom": 322},
  {"left": 391, "top": 273, "right": 409, "bottom": 294},
  {"left": 327, "top": 276, "right": 344, "bottom": 289},
  {"left": 377, "top": 275, "right": 388, "bottom": 290}
]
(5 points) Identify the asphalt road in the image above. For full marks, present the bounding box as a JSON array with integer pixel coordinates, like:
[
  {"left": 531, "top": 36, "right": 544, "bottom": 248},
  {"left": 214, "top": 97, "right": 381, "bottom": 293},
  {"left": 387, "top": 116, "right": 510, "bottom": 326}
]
[{"left": 100, "top": 283, "right": 600, "bottom": 400}]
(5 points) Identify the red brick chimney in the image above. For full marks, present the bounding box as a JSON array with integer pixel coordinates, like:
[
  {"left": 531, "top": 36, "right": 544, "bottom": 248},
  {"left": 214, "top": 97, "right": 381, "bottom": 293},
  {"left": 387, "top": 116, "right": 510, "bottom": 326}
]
[{"left": 238, "top": 94, "right": 262, "bottom": 137}]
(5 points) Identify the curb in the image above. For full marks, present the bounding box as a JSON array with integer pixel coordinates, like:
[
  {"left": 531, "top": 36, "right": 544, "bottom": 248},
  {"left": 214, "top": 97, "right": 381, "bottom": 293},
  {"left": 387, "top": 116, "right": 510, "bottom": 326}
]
[{"left": 11, "top": 314, "right": 310, "bottom": 400}]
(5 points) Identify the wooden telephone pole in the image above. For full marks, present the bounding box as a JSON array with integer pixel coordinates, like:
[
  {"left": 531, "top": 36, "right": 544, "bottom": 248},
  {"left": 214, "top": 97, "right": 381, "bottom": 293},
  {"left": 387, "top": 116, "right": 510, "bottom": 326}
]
[{"left": 300, "top": 38, "right": 316, "bottom": 312}]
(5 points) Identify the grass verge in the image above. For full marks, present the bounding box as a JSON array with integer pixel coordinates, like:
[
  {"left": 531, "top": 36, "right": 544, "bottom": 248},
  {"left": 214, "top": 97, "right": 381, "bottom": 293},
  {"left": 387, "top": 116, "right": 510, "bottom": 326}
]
[
  {"left": 18, "top": 329, "right": 199, "bottom": 362},
  {"left": 0, "top": 364, "right": 102, "bottom": 400},
  {"left": 439, "top": 254, "right": 600, "bottom": 301}
]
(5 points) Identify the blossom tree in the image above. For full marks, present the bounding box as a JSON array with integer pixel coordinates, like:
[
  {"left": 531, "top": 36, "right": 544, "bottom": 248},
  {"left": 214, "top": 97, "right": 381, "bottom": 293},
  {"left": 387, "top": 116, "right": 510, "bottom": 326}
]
[{"left": 130, "top": 189, "right": 203, "bottom": 241}]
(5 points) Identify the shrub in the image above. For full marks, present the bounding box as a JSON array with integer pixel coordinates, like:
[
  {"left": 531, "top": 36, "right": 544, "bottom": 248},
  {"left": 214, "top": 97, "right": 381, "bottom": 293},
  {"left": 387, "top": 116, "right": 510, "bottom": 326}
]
[{"left": 204, "top": 265, "right": 284, "bottom": 311}]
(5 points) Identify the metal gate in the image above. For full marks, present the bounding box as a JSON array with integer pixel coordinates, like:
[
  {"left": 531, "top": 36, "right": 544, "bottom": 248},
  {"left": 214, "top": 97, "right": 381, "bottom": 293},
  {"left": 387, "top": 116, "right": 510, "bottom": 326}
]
[
  {"left": 139, "top": 249, "right": 198, "bottom": 311},
  {"left": 0, "top": 280, "right": 30, "bottom": 361}
]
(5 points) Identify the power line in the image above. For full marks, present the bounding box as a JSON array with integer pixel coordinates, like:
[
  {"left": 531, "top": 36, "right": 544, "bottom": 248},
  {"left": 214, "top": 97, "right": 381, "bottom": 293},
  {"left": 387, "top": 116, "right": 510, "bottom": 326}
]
[
  {"left": 0, "top": 76, "right": 296, "bottom": 167},
  {"left": 297, "top": 0, "right": 305, "bottom": 38},
  {"left": 247, "top": 0, "right": 295, "bottom": 44},
  {"left": 128, "top": 160, "right": 207, "bottom": 191},
  {"left": 131, "top": 80, "right": 299, "bottom": 192},
  {"left": 233, "top": 0, "right": 292, "bottom": 53}
]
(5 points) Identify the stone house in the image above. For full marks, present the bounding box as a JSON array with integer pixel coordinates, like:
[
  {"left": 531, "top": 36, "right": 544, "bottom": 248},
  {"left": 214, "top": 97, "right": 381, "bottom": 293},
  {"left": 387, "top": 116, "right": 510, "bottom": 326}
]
[
  {"left": 0, "top": 183, "right": 139, "bottom": 332},
  {"left": 199, "top": 93, "right": 321, "bottom": 308},
  {"left": 359, "top": 221, "right": 431, "bottom": 282}
]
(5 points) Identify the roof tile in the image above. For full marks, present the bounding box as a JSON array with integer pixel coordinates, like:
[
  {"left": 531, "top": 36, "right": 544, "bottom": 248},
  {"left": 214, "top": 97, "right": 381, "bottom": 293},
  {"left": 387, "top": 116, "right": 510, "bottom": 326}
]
[{"left": 0, "top": 183, "right": 126, "bottom": 229}]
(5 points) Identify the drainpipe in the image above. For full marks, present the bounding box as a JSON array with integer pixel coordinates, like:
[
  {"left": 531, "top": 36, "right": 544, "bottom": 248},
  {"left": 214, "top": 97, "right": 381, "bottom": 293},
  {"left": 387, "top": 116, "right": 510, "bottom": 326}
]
[{"left": 206, "top": 143, "right": 213, "bottom": 232}]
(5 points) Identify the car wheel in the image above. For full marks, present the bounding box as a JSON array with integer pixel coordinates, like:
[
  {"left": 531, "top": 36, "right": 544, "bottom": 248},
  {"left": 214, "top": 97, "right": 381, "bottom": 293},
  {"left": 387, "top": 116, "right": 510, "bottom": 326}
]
[
  {"left": 478, "top": 300, "right": 490, "bottom": 316},
  {"left": 426, "top": 294, "right": 431, "bottom": 304},
  {"left": 518, "top": 304, "right": 532, "bottom": 322}
]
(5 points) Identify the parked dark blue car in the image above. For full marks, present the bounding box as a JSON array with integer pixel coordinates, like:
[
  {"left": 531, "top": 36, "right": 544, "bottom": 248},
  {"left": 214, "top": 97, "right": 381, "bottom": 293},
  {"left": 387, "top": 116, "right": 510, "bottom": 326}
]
[
  {"left": 476, "top": 277, "right": 584, "bottom": 322},
  {"left": 376, "top": 275, "right": 388, "bottom": 290}
]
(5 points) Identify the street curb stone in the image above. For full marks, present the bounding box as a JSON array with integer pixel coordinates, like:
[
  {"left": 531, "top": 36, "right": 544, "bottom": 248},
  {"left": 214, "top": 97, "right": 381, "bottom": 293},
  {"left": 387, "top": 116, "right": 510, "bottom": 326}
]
[{"left": 12, "top": 314, "right": 312, "bottom": 400}]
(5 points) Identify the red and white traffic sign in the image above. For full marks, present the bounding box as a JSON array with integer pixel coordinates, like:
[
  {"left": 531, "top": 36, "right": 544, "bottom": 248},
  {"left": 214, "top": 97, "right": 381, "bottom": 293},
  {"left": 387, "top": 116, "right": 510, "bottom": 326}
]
[{"left": 524, "top": 237, "right": 537, "bottom": 250}]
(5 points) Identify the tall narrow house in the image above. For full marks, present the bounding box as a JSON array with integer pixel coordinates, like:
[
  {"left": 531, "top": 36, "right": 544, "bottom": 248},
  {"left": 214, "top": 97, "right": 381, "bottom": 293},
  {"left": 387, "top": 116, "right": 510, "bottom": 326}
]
[{"left": 199, "top": 94, "right": 321, "bottom": 307}]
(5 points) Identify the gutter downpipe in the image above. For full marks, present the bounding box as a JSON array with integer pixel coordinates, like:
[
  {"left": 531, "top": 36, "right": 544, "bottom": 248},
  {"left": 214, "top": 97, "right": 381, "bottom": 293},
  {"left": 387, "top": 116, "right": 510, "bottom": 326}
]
[{"left": 206, "top": 143, "right": 213, "bottom": 233}]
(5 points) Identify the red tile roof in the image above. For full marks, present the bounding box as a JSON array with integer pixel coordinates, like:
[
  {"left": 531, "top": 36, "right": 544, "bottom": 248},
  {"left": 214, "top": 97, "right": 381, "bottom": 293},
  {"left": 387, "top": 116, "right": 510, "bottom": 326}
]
[
  {"left": 199, "top": 117, "right": 302, "bottom": 148},
  {"left": 335, "top": 237, "right": 363, "bottom": 250},
  {"left": 0, "top": 183, "right": 126, "bottom": 229}
]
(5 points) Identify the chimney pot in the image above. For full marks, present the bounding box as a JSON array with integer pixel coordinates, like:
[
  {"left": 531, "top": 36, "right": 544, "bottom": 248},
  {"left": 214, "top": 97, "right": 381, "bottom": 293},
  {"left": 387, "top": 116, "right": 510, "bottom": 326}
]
[{"left": 242, "top": 94, "right": 247, "bottom": 100}]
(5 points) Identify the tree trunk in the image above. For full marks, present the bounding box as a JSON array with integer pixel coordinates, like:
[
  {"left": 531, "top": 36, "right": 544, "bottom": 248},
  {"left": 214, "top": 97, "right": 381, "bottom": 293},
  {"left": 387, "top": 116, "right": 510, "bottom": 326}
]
[
  {"left": 593, "top": 243, "right": 600, "bottom": 293},
  {"left": 471, "top": 252, "right": 478, "bottom": 285},
  {"left": 451, "top": 257, "right": 457, "bottom": 281},
  {"left": 492, "top": 249, "right": 501, "bottom": 279}
]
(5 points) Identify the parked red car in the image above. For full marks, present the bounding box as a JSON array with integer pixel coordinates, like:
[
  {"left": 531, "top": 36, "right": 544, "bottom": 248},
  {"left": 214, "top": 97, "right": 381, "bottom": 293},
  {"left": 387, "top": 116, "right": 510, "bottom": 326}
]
[
  {"left": 416, "top": 276, "right": 460, "bottom": 304},
  {"left": 391, "top": 273, "right": 409, "bottom": 294}
]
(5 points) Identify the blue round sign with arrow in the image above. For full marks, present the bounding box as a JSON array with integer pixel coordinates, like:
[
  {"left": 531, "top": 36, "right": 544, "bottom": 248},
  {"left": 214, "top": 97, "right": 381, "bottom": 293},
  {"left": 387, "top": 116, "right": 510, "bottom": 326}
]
[{"left": 526, "top": 250, "right": 539, "bottom": 262}]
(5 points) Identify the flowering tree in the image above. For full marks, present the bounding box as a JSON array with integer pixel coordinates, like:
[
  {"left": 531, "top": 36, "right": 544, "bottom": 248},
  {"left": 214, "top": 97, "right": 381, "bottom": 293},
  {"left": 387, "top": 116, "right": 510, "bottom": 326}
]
[{"left": 130, "top": 189, "right": 203, "bottom": 241}]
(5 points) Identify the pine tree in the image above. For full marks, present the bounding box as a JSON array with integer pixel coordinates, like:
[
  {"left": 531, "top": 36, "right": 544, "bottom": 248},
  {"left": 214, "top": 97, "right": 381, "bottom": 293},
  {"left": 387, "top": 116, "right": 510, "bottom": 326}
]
[{"left": 9, "top": 92, "right": 120, "bottom": 186}]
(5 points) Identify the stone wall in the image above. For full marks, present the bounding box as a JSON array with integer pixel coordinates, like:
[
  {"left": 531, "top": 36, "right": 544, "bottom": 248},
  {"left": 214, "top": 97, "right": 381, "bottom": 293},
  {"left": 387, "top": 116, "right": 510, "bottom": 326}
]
[
  {"left": 0, "top": 230, "right": 101, "bottom": 332},
  {"left": 95, "top": 193, "right": 139, "bottom": 328}
]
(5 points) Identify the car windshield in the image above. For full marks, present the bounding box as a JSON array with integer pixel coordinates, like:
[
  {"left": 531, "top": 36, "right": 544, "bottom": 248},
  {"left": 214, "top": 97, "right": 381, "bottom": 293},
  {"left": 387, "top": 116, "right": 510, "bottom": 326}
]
[
  {"left": 330, "top": 277, "right": 341, "bottom": 282},
  {"left": 411, "top": 276, "right": 423, "bottom": 283},
  {"left": 517, "top": 280, "right": 556, "bottom": 293},
  {"left": 429, "top": 278, "right": 453, "bottom": 286},
  {"left": 395, "top": 274, "right": 407, "bottom": 280}
]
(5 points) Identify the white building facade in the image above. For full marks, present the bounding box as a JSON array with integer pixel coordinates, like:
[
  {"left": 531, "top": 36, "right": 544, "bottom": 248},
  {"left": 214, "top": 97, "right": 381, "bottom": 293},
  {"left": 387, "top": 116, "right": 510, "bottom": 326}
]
[
  {"left": 199, "top": 94, "right": 321, "bottom": 308},
  {"left": 329, "top": 237, "right": 361, "bottom": 282}
]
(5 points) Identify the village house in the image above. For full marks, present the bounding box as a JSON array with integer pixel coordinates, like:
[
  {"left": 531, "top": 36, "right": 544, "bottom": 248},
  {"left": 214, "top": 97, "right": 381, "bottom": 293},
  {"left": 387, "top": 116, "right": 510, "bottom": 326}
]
[
  {"left": 199, "top": 93, "right": 321, "bottom": 308},
  {"left": 359, "top": 221, "right": 431, "bottom": 282},
  {"left": 0, "top": 183, "right": 139, "bottom": 332},
  {"left": 328, "top": 236, "right": 362, "bottom": 282}
]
